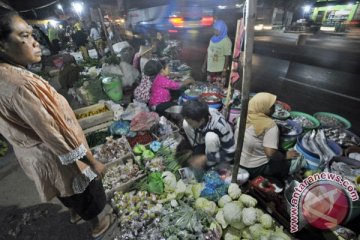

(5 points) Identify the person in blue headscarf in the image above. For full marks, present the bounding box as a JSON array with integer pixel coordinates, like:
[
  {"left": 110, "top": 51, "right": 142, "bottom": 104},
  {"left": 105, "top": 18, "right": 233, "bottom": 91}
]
[{"left": 202, "top": 20, "right": 232, "bottom": 88}]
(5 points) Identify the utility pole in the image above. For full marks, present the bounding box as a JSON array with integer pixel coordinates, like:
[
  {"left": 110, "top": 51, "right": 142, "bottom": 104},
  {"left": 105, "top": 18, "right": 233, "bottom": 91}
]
[{"left": 232, "top": 0, "right": 257, "bottom": 183}]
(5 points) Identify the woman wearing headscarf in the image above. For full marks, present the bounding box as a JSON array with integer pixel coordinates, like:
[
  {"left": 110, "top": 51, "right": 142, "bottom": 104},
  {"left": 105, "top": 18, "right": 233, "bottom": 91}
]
[
  {"left": 0, "top": 11, "right": 113, "bottom": 238},
  {"left": 202, "top": 20, "right": 232, "bottom": 88},
  {"left": 238, "top": 93, "right": 299, "bottom": 179}
]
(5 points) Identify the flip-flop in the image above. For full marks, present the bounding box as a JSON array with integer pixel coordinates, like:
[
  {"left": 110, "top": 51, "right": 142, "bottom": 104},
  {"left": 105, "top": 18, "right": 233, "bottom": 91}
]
[
  {"left": 70, "top": 214, "right": 82, "bottom": 224},
  {"left": 91, "top": 213, "right": 116, "bottom": 239}
]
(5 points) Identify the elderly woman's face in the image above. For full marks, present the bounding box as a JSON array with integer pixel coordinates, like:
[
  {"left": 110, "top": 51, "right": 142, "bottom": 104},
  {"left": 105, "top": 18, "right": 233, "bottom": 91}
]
[{"left": 1, "top": 15, "right": 41, "bottom": 66}]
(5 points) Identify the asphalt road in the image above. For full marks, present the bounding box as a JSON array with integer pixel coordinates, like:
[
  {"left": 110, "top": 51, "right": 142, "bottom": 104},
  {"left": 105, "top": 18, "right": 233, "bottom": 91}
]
[{"left": 175, "top": 30, "right": 360, "bottom": 135}]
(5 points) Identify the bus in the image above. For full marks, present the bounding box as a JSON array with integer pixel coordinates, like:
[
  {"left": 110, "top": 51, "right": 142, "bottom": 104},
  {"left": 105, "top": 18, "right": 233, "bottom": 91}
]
[{"left": 310, "top": 0, "right": 360, "bottom": 31}]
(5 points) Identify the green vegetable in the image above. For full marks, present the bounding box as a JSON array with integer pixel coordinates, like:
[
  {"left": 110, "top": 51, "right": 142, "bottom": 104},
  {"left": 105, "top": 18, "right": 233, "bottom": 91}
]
[
  {"left": 270, "top": 226, "right": 291, "bottom": 240},
  {"left": 142, "top": 149, "right": 155, "bottom": 160},
  {"left": 162, "top": 171, "right": 177, "bottom": 193},
  {"left": 242, "top": 207, "right": 257, "bottom": 226},
  {"left": 215, "top": 209, "right": 228, "bottom": 229},
  {"left": 133, "top": 144, "right": 146, "bottom": 155},
  {"left": 223, "top": 201, "right": 243, "bottom": 225},
  {"left": 228, "top": 183, "right": 242, "bottom": 200},
  {"left": 194, "top": 198, "right": 218, "bottom": 216},
  {"left": 260, "top": 214, "right": 274, "bottom": 229},
  {"left": 175, "top": 180, "right": 187, "bottom": 199},
  {"left": 249, "top": 223, "right": 271, "bottom": 240},
  {"left": 191, "top": 183, "right": 204, "bottom": 199},
  {"left": 218, "top": 194, "right": 232, "bottom": 208},
  {"left": 147, "top": 172, "right": 164, "bottom": 195},
  {"left": 224, "top": 227, "right": 241, "bottom": 240},
  {"left": 239, "top": 194, "right": 258, "bottom": 207}
]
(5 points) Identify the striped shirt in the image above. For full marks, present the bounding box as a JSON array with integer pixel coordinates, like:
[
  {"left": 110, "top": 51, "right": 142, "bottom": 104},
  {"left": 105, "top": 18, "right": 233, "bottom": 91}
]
[{"left": 193, "top": 109, "right": 236, "bottom": 163}]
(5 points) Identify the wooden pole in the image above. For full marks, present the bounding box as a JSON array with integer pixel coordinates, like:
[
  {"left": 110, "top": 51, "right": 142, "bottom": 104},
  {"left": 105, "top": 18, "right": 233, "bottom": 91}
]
[
  {"left": 98, "top": 8, "right": 115, "bottom": 55},
  {"left": 224, "top": 20, "right": 242, "bottom": 120},
  {"left": 232, "top": 0, "right": 257, "bottom": 183}
]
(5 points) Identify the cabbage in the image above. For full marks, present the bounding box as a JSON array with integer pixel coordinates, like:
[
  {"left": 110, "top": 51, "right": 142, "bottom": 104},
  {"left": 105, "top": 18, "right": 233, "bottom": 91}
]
[
  {"left": 215, "top": 209, "right": 228, "bottom": 229},
  {"left": 270, "top": 226, "right": 291, "bottom": 240},
  {"left": 175, "top": 180, "right": 186, "bottom": 199},
  {"left": 191, "top": 183, "right": 204, "bottom": 199},
  {"left": 260, "top": 214, "right": 274, "bottom": 229},
  {"left": 242, "top": 207, "right": 257, "bottom": 226},
  {"left": 162, "top": 171, "right": 177, "bottom": 193},
  {"left": 228, "top": 183, "right": 242, "bottom": 200},
  {"left": 194, "top": 197, "right": 218, "bottom": 216},
  {"left": 223, "top": 201, "right": 243, "bottom": 225},
  {"left": 230, "top": 221, "right": 246, "bottom": 231},
  {"left": 239, "top": 194, "right": 257, "bottom": 207},
  {"left": 218, "top": 194, "right": 232, "bottom": 208},
  {"left": 224, "top": 227, "right": 241, "bottom": 240},
  {"left": 185, "top": 184, "right": 193, "bottom": 197}
]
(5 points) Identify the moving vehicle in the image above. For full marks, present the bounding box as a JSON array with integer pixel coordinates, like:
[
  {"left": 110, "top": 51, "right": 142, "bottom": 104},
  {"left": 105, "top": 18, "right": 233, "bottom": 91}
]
[{"left": 125, "top": 0, "right": 214, "bottom": 34}]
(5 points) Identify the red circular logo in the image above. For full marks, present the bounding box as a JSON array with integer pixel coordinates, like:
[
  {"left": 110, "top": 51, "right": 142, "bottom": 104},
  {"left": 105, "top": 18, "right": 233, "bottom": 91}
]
[{"left": 301, "top": 183, "right": 349, "bottom": 230}]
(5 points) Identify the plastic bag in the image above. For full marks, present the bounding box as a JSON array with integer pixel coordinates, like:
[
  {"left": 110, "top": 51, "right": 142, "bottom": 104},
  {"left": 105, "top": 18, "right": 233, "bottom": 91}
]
[
  {"left": 120, "top": 61, "right": 140, "bottom": 87},
  {"left": 289, "top": 153, "right": 307, "bottom": 175},
  {"left": 121, "top": 102, "right": 149, "bottom": 120},
  {"left": 130, "top": 112, "right": 160, "bottom": 132},
  {"left": 109, "top": 120, "right": 130, "bottom": 136},
  {"left": 200, "top": 171, "right": 228, "bottom": 202}
]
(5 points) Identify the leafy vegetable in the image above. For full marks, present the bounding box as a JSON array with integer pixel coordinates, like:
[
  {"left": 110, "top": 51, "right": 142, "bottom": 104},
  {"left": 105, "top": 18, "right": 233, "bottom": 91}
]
[
  {"left": 175, "top": 180, "right": 187, "bottom": 199},
  {"left": 218, "top": 194, "right": 232, "bottom": 208},
  {"left": 228, "top": 183, "right": 242, "bottom": 200},
  {"left": 242, "top": 207, "right": 257, "bottom": 226},
  {"left": 223, "top": 227, "right": 241, "bottom": 240},
  {"left": 147, "top": 172, "right": 164, "bottom": 194},
  {"left": 223, "top": 201, "right": 243, "bottom": 225},
  {"left": 192, "top": 183, "right": 204, "bottom": 199},
  {"left": 260, "top": 214, "right": 274, "bottom": 229},
  {"left": 270, "top": 226, "right": 291, "bottom": 240},
  {"left": 162, "top": 171, "right": 177, "bottom": 193},
  {"left": 133, "top": 144, "right": 146, "bottom": 155},
  {"left": 215, "top": 209, "right": 228, "bottom": 229},
  {"left": 194, "top": 198, "right": 218, "bottom": 216},
  {"left": 239, "top": 194, "right": 258, "bottom": 207},
  {"left": 142, "top": 149, "right": 155, "bottom": 160}
]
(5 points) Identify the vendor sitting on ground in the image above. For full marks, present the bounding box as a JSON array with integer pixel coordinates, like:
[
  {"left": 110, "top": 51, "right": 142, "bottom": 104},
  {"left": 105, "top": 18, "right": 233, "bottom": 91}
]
[
  {"left": 149, "top": 59, "right": 194, "bottom": 116},
  {"left": 181, "top": 100, "right": 236, "bottom": 168},
  {"left": 133, "top": 60, "right": 159, "bottom": 104},
  {"left": 238, "top": 92, "right": 299, "bottom": 179}
]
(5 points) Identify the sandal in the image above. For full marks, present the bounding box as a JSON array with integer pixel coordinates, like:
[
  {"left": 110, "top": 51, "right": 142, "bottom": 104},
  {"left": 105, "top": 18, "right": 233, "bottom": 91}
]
[
  {"left": 91, "top": 213, "right": 116, "bottom": 239},
  {"left": 70, "top": 214, "right": 82, "bottom": 224},
  {"left": 69, "top": 210, "right": 82, "bottom": 224}
]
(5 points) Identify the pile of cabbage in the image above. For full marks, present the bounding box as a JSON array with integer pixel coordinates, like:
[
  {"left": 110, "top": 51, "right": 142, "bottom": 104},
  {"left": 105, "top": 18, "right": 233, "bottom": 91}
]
[
  {"left": 111, "top": 170, "right": 291, "bottom": 240},
  {"left": 158, "top": 173, "right": 291, "bottom": 240}
]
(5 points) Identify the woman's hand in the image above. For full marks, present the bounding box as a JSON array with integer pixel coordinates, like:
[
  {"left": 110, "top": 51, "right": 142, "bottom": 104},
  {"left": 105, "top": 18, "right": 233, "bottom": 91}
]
[
  {"left": 92, "top": 161, "right": 106, "bottom": 179},
  {"left": 286, "top": 150, "right": 299, "bottom": 160},
  {"left": 183, "top": 78, "right": 195, "bottom": 86}
]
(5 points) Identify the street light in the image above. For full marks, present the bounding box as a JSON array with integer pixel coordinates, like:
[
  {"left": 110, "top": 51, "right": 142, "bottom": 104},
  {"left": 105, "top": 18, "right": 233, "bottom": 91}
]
[
  {"left": 57, "top": 4, "right": 63, "bottom": 11},
  {"left": 49, "top": 20, "right": 59, "bottom": 27},
  {"left": 72, "top": 2, "right": 84, "bottom": 17},
  {"left": 303, "top": 5, "right": 311, "bottom": 14}
]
